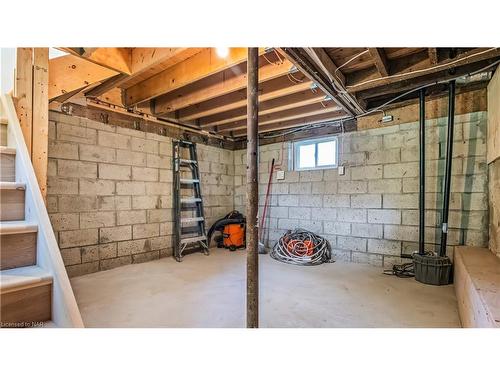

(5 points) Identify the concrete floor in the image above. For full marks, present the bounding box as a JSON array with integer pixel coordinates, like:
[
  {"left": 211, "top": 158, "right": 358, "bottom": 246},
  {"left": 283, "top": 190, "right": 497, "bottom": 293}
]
[{"left": 71, "top": 249, "right": 461, "bottom": 328}]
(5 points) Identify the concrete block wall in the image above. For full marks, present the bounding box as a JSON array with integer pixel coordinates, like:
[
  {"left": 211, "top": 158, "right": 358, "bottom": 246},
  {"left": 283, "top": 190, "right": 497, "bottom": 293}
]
[
  {"left": 47, "top": 112, "right": 234, "bottom": 277},
  {"left": 234, "top": 112, "right": 489, "bottom": 267}
]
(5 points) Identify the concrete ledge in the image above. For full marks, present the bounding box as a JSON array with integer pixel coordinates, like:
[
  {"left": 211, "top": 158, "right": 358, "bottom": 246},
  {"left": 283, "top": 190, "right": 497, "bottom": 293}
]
[{"left": 454, "top": 246, "right": 500, "bottom": 328}]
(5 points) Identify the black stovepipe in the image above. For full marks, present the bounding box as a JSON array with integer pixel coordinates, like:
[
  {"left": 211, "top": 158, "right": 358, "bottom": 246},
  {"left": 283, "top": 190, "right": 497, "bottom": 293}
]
[
  {"left": 419, "top": 88, "right": 426, "bottom": 255},
  {"left": 439, "top": 80, "right": 456, "bottom": 257}
]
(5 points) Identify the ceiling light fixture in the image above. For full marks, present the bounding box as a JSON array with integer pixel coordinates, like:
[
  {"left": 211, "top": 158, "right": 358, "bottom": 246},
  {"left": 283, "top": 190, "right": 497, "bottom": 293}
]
[{"left": 216, "top": 47, "right": 229, "bottom": 58}]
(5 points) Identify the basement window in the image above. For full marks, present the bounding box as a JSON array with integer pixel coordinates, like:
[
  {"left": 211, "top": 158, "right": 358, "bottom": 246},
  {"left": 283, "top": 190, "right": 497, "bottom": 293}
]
[{"left": 292, "top": 137, "right": 338, "bottom": 171}]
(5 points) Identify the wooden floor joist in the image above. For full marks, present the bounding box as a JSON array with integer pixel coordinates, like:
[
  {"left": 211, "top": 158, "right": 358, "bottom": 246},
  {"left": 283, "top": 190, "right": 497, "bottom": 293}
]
[
  {"left": 152, "top": 58, "right": 294, "bottom": 114},
  {"left": 229, "top": 110, "right": 347, "bottom": 137},
  {"left": 177, "top": 78, "right": 312, "bottom": 122},
  {"left": 124, "top": 48, "right": 267, "bottom": 107},
  {"left": 199, "top": 89, "right": 327, "bottom": 127},
  {"left": 214, "top": 100, "right": 340, "bottom": 132},
  {"left": 42, "top": 47, "right": 499, "bottom": 141}
]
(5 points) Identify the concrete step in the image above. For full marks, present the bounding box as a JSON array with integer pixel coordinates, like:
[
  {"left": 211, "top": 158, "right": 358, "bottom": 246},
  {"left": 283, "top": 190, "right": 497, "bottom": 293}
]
[
  {"left": 0, "top": 265, "right": 52, "bottom": 327},
  {"left": 0, "top": 222, "right": 38, "bottom": 270},
  {"left": 454, "top": 246, "right": 500, "bottom": 328},
  {"left": 0, "top": 182, "right": 26, "bottom": 221},
  {"left": 0, "top": 147, "right": 16, "bottom": 182}
]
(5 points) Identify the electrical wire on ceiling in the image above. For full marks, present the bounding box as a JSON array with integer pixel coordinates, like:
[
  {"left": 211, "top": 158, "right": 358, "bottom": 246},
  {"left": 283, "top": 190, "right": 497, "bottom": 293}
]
[
  {"left": 273, "top": 49, "right": 283, "bottom": 64},
  {"left": 347, "top": 47, "right": 499, "bottom": 90},
  {"left": 354, "top": 58, "right": 500, "bottom": 120},
  {"left": 258, "top": 58, "right": 500, "bottom": 140},
  {"left": 333, "top": 49, "right": 370, "bottom": 94},
  {"left": 287, "top": 71, "right": 304, "bottom": 84},
  {"left": 259, "top": 121, "right": 343, "bottom": 139}
]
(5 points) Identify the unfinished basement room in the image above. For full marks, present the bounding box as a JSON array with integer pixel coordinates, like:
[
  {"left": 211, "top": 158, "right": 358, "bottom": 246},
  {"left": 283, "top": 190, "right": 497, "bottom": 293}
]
[{"left": 1, "top": 45, "right": 499, "bottom": 331}]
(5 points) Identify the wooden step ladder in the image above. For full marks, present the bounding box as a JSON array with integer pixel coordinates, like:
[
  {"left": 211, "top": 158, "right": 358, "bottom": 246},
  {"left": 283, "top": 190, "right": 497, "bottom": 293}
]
[{"left": 172, "top": 140, "right": 209, "bottom": 262}]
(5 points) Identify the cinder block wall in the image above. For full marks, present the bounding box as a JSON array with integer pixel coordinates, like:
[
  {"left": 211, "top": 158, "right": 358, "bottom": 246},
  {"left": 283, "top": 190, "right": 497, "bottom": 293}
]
[
  {"left": 234, "top": 112, "right": 489, "bottom": 267},
  {"left": 47, "top": 112, "right": 234, "bottom": 277}
]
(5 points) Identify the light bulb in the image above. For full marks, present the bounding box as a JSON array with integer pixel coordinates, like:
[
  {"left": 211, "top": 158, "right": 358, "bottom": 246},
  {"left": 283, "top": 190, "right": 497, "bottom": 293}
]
[{"left": 216, "top": 47, "right": 229, "bottom": 58}]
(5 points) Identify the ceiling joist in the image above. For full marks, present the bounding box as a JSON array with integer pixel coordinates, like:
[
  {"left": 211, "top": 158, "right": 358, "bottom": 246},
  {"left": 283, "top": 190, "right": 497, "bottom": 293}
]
[
  {"left": 49, "top": 54, "right": 120, "bottom": 101},
  {"left": 428, "top": 48, "right": 439, "bottom": 65},
  {"left": 348, "top": 47, "right": 500, "bottom": 93},
  {"left": 368, "top": 48, "right": 390, "bottom": 77},
  {"left": 178, "top": 78, "right": 313, "bottom": 122},
  {"left": 124, "top": 48, "right": 267, "bottom": 107},
  {"left": 61, "top": 47, "right": 132, "bottom": 74},
  {"left": 229, "top": 110, "right": 347, "bottom": 137},
  {"left": 214, "top": 100, "right": 341, "bottom": 133},
  {"left": 199, "top": 89, "right": 327, "bottom": 127},
  {"left": 152, "top": 57, "right": 294, "bottom": 115}
]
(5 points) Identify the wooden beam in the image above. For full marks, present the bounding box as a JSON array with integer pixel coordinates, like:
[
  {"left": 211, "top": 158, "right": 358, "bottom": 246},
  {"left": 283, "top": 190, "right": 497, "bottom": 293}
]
[
  {"left": 32, "top": 48, "right": 49, "bottom": 202},
  {"left": 125, "top": 48, "right": 203, "bottom": 87},
  {"left": 215, "top": 100, "right": 340, "bottom": 133},
  {"left": 178, "top": 78, "right": 312, "bottom": 121},
  {"left": 14, "top": 48, "right": 33, "bottom": 154},
  {"left": 246, "top": 47, "right": 259, "bottom": 329},
  {"left": 153, "top": 58, "right": 294, "bottom": 114},
  {"left": 124, "top": 48, "right": 264, "bottom": 107},
  {"left": 307, "top": 47, "right": 346, "bottom": 85},
  {"left": 93, "top": 87, "right": 124, "bottom": 107},
  {"left": 348, "top": 47, "right": 500, "bottom": 93},
  {"left": 229, "top": 110, "right": 347, "bottom": 137},
  {"left": 233, "top": 118, "right": 356, "bottom": 146},
  {"left": 199, "top": 89, "right": 325, "bottom": 127},
  {"left": 356, "top": 58, "right": 498, "bottom": 102},
  {"left": 61, "top": 48, "right": 132, "bottom": 74},
  {"left": 49, "top": 54, "right": 120, "bottom": 101},
  {"left": 75, "top": 49, "right": 204, "bottom": 100},
  {"left": 84, "top": 74, "right": 128, "bottom": 99},
  {"left": 280, "top": 48, "right": 363, "bottom": 116},
  {"left": 428, "top": 48, "right": 438, "bottom": 65},
  {"left": 368, "top": 48, "right": 389, "bottom": 77}
]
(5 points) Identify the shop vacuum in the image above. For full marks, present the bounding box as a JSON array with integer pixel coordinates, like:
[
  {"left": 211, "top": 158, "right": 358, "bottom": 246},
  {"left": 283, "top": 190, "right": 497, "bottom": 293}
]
[{"left": 207, "top": 211, "right": 246, "bottom": 251}]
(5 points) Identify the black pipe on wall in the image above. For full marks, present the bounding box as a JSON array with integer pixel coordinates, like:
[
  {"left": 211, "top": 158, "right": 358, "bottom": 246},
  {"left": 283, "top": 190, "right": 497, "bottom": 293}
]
[
  {"left": 439, "top": 80, "right": 456, "bottom": 257},
  {"left": 419, "top": 88, "right": 426, "bottom": 255}
]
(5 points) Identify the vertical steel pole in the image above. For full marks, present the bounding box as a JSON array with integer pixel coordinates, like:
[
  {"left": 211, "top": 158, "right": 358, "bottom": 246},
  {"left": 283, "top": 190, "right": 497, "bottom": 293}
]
[
  {"left": 246, "top": 47, "right": 259, "bottom": 328},
  {"left": 419, "top": 88, "right": 426, "bottom": 255},
  {"left": 439, "top": 80, "right": 456, "bottom": 257}
]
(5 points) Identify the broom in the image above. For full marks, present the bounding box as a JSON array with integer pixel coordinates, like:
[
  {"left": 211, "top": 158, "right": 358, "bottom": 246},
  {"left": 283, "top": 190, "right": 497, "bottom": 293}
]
[{"left": 259, "top": 158, "right": 275, "bottom": 254}]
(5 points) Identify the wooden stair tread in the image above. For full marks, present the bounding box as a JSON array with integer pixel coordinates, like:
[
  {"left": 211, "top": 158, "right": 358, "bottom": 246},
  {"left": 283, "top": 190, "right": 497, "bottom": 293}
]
[
  {"left": 0, "top": 117, "right": 7, "bottom": 125},
  {"left": 0, "top": 265, "right": 52, "bottom": 293},
  {"left": 0, "top": 182, "right": 25, "bottom": 190},
  {"left": 0, "top": 221, "right": 38, "bottom": 235},
  {"left": 0, "top": 146, "right": 15, "bottom": 155}
]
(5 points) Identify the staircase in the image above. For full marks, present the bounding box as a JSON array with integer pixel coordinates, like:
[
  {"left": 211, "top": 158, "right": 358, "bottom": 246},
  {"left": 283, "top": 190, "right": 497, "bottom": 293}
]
[{"left": 0, "top": 94, "right": 83, "bottom": 328}]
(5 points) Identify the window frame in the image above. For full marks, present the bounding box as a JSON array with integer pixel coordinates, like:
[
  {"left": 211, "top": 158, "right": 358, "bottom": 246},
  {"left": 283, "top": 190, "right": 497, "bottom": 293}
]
[{"left": 292, "top": 136, "right": 339, "bottom": 171}]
